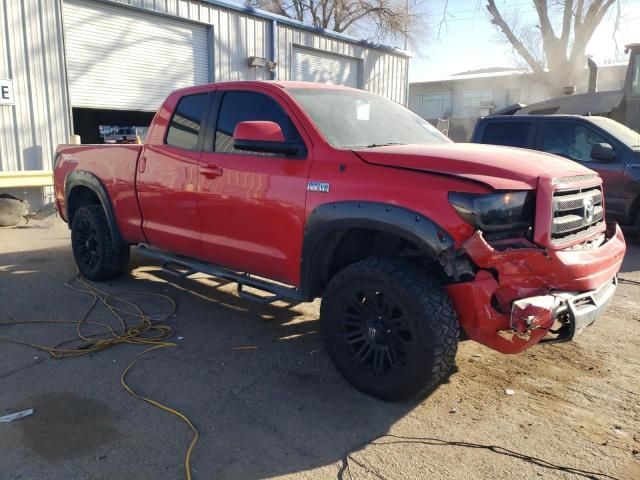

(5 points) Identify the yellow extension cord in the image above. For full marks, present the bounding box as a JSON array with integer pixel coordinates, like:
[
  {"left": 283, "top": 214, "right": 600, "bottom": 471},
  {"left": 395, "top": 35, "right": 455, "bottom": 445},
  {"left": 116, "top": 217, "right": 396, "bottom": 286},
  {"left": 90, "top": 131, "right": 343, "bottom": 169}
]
[{"left": 0, "top": 274, "right": 198, "bottom": 480}]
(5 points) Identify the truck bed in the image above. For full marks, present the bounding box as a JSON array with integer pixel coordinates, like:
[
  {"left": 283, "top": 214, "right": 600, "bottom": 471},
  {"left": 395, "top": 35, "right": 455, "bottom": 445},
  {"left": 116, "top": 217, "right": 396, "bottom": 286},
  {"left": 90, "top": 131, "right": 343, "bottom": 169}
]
[{"left": 54, "top": 144, "right": 146, "bottom": 243}]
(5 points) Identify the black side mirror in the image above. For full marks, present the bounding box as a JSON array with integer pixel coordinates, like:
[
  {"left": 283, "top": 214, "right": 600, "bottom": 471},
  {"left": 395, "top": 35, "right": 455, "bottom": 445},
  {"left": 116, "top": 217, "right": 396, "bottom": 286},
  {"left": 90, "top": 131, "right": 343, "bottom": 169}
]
[{"left": 591, "top": 143, "right": 616, "bottom": 161}]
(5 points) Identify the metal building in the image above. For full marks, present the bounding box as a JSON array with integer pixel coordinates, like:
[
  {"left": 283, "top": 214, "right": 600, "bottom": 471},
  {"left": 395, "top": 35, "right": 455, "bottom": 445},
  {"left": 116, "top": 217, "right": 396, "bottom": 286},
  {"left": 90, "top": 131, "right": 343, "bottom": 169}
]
[
  {"left": 0, "top": 0, "right": 409, "bottom": 207},
  {"left": 409, "top": 64, "right": 628, "bottom": 142}
]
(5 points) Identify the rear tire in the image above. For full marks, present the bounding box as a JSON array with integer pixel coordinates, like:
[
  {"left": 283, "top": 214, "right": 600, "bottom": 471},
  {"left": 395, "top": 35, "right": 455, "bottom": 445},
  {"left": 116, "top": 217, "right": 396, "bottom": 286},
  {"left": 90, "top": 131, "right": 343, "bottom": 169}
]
[
  {"left": 320, "top": 257, "right": 459, "bottom": 401},
  {"left": 71, "top": 205, "right": 129, "bottom": 281}
]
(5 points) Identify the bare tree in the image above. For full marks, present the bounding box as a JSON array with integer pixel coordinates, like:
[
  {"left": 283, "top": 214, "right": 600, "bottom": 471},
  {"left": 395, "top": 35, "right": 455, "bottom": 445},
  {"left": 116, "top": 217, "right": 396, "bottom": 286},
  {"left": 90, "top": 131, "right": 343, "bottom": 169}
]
[
  {"left": 246, "top": 0, "right": 417, "bottom": 45},
  {"left": 486, "top": 0, "right": 618, "bottom": 94}
]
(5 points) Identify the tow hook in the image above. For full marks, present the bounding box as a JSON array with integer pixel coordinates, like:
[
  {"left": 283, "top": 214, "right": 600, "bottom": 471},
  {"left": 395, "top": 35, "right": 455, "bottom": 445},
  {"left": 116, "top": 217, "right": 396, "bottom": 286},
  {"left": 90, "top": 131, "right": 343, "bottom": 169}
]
[{"left": 510, "top": 295, "right": 557, "bottom": 333}]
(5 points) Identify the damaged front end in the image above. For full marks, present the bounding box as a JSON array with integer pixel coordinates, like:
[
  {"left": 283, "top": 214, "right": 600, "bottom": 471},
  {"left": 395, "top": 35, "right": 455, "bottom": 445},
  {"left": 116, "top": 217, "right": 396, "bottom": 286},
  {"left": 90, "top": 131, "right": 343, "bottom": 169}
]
[{"left": 445, "top": 222, "right": 625, "bottom": 354}]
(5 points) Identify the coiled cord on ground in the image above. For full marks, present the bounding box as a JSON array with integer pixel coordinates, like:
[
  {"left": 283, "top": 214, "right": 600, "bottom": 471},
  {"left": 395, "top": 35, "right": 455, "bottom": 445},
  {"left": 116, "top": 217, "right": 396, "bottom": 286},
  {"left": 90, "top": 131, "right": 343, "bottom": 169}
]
[{"left": 0, "top": 274, "right": 198, "bottom": 480}]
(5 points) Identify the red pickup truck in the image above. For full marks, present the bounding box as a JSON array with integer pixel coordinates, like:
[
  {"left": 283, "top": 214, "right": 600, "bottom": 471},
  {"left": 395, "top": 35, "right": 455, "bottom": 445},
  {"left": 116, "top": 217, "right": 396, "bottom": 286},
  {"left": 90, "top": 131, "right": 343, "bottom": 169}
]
[{"left": 54, "top": 81, "right": 626, "bottom": 400}]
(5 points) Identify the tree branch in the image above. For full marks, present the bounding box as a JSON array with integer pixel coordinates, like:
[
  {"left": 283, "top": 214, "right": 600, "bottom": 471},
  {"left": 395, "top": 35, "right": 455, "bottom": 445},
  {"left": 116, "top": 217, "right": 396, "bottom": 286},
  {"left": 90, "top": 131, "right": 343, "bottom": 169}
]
[{"left": 486, "top": 0, "right": 544, "bottom": 74}]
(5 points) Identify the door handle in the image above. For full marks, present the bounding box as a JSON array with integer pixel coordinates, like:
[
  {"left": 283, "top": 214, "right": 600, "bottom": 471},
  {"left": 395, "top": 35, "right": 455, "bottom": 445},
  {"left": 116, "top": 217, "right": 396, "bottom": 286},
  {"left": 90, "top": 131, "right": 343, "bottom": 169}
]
[
  {"left": 138, "top": 156, "right": 146, "bottom": 173},
  {"left": 200, "top": 163, "right": 223, "bottom": 178}
]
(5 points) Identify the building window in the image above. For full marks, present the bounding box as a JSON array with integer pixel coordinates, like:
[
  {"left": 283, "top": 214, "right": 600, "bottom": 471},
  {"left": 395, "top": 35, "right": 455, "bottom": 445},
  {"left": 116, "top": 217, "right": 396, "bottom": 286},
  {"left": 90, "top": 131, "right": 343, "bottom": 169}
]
[
  {"left": 421, "top": 92, "right": 450, "bottom": 119},
  {"left": 462, "top": 91, "right": 493, "bottom": 108}
]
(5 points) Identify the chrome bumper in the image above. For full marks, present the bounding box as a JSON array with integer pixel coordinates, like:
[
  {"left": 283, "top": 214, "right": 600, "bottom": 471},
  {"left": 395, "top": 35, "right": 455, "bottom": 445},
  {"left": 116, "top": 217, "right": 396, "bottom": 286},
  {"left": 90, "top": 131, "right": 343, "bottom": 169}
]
[
  {"left": 555, "top": 276, "right": 618, "bottom": 335},
  {"left": 510, "top": 277, "right": 618, "bottom": 343}
]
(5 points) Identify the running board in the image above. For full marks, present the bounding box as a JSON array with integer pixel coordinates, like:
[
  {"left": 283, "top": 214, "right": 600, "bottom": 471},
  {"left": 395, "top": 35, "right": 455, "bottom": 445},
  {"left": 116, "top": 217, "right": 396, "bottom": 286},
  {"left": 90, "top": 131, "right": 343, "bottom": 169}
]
[{"left": 135, "top": 245, "right": 303, "bottom": 304}]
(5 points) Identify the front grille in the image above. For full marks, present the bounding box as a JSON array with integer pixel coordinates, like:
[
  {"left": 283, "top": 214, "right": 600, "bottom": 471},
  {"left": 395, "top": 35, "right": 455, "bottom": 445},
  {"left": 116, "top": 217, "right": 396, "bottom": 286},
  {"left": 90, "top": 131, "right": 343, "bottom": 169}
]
[{"left": 551, "top": 186, "right": 604, "bottom": 243}]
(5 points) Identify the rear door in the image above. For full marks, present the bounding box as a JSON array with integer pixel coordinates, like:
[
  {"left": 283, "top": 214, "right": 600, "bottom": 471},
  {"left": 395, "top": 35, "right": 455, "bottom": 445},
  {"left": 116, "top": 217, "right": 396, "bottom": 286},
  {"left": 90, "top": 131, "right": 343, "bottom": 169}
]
[
  {"left": 137, "top": 92, "right": 210, "bottom": 257},
  {"left": 196, "top": 87, "right": 312, "bottom": 285},
  {"left": 476, "top": 119, "right": 536, "bottom": 149}
]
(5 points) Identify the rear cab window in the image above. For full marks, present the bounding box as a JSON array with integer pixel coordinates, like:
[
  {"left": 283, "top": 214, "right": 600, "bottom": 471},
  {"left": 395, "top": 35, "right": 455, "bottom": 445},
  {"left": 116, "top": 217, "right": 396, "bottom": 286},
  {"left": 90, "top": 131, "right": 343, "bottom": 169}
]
[
  {"left": 480, "top": 121, "right": 533, "bottom": 148},
  {"left": 166, "top": 93, "right": 208, "bottom": 150}
]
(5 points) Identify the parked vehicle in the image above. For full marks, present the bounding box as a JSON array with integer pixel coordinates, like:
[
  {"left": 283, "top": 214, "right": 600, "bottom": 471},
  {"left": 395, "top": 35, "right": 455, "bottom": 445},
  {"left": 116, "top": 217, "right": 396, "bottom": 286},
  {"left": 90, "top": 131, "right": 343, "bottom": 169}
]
[
  {"left": 498, "top": 43, "right": 640, "bottom": 132},
  {"left": 54, "top": 81, "right": 626, "bottom": 400},
  {"left": 103, "top": 127, "right": 142, "bottom": 144},
  {"left": 471, "top": 114, "right": 640, "bottom": 234}
]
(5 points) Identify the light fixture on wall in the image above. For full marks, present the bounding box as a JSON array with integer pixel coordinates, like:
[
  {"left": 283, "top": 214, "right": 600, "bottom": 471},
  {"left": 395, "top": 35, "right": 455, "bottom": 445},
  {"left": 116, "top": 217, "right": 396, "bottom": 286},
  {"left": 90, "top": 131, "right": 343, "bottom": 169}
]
[
  {"left": 248, "top": 56, "right": 277, "bottom": 71},
  {"left": 248, "top": 56, "right": 267, "bottom": 68}
]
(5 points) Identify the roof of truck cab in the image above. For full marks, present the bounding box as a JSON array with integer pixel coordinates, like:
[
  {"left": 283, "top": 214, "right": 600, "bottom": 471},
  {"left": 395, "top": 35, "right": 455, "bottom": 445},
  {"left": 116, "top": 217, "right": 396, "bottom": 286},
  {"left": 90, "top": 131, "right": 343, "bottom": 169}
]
[
  {"left": 168, "top": 80, "right": 358, "bottom": 97},
  {"left": 481, "top": 114, "right": 606, "bottom": 122}
]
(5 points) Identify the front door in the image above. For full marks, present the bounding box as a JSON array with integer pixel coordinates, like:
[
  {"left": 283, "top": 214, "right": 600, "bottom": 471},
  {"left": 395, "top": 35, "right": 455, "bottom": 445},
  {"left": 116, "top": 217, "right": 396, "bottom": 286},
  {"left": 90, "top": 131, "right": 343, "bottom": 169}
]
[
  {"left": 541, "top": 120, "right": 627, "bottom": 218},
  {"left": 197, "top": 88, "right": 312, "bottom": 285}
]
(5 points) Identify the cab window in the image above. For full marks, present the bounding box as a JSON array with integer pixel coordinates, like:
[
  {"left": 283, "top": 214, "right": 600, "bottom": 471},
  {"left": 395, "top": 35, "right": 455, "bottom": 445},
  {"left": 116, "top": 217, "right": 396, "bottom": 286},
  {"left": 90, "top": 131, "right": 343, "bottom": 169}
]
[
  {"left": 166, "top": 93, "right": 208, "bottom": 150},
  {"left": 542, "top": 122, "right": 610, "bottom": 162},
  {"left": 481, "top": 122, "right": 532, "bottom": 148},
  {"left": 214, "top": 91, "right": 301, "bottom": 154}
]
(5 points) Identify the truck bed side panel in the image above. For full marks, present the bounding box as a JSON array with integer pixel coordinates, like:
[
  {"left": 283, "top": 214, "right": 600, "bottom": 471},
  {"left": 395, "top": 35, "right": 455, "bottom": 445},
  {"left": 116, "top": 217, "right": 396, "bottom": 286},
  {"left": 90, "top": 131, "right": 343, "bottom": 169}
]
[{"left": 54, "top": 144, "right": 146, "bottom": 244}]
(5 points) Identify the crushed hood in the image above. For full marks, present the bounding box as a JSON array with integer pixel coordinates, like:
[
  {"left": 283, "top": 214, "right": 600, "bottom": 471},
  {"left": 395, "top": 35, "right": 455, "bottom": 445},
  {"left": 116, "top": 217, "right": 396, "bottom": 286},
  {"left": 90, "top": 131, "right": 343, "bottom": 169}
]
[{"left": 353, "top": 143, "right": 595, "bottom": 190}]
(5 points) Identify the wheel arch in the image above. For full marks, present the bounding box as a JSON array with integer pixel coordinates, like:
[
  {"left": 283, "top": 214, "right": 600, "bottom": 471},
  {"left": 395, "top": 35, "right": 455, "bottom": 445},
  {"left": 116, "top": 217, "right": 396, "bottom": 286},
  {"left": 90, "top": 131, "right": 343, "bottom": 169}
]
[
  {"left": 300, "top": 201, "right": 454, "bottom": 299},
  {"left": 65, "top": 171, "right": 123, "bottom": 244}
]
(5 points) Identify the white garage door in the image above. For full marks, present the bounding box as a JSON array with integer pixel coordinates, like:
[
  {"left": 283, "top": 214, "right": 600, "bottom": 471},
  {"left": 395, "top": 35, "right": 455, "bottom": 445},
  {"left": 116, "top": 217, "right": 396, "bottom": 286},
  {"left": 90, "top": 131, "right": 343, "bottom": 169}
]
[
  {"left": 291, "top": 47, "right": 360, "bottom": 88},
  {"left": 63, "top": 0, "right": 210, "bottom": 111}
]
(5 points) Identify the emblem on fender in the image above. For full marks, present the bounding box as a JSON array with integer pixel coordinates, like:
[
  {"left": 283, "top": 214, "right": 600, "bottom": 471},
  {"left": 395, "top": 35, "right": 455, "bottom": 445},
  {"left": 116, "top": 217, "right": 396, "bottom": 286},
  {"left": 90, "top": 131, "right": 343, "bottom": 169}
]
[{"left": 307, "top": 181, "right": 330, "bottom": 193}]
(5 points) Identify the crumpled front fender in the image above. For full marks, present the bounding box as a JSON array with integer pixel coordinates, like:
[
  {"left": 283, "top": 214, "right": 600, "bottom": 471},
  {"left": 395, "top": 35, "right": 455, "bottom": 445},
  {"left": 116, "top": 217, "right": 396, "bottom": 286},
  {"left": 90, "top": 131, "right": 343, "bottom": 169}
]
[{"left": 445, "top": 223, "right": 625, "bottom": 354}]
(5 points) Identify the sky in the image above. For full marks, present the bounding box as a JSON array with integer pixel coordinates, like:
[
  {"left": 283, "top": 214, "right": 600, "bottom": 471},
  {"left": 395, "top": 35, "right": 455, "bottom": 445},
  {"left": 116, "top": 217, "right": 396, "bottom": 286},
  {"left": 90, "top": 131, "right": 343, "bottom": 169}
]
[{"left": 405, "top": 0, "right": 640, "bottom": 81}]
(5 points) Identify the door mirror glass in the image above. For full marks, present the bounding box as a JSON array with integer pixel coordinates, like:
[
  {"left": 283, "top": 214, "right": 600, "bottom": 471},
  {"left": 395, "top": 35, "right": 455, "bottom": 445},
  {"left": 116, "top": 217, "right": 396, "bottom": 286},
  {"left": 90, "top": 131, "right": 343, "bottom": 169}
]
[
  {"left": 233, "top": 121, "right": 300, "bottom": 156},
  {"left": 590, "top": 142, "right": 616, "bottom": 161}
]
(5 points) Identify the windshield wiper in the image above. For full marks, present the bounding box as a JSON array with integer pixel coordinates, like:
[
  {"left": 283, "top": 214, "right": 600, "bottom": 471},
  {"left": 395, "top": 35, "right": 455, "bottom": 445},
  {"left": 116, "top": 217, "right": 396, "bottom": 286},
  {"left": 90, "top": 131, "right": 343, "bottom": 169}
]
[{"left": 364, "top": 142, "right": 406, "bottom": 148}]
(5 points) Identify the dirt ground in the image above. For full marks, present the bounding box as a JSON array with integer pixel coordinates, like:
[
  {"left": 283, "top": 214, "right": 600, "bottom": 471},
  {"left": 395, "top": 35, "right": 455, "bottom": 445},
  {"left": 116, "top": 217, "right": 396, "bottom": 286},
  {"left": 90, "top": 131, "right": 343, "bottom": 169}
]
[{"left": 1, "top": 218, "right": 639, "bottom": 480}]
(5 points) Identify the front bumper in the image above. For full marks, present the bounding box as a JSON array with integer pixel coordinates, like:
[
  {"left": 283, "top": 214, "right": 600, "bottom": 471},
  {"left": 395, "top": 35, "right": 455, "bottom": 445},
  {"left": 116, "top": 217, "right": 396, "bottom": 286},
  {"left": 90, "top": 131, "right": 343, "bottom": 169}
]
[{"left": 446, "top": 222, "right": 625, "bottom": 354}]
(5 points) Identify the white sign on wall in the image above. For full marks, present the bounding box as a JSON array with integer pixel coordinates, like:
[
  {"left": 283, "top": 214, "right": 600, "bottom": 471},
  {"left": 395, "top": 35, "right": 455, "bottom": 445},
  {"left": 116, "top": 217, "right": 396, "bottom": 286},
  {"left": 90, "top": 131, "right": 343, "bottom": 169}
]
[{"left": 0, "top": 80, "right": 15, "bottom": 105}]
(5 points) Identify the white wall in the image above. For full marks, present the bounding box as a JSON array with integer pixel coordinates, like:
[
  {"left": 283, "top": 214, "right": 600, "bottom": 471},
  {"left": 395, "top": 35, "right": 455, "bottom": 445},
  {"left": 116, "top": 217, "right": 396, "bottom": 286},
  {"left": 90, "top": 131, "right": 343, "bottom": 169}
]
[{"left": 0, "top": 0, "right": 70, "bottom": 173}]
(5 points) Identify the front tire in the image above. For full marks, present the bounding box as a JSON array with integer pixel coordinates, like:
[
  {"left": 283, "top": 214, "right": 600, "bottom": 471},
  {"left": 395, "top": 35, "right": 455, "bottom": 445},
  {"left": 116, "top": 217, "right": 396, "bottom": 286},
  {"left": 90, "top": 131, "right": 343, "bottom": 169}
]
[
  {"left": 320, "top": 257, "right": 459, "bottom": 401},
  {"left": 71, "top": 205, "right": 129, "bottom": 281}
]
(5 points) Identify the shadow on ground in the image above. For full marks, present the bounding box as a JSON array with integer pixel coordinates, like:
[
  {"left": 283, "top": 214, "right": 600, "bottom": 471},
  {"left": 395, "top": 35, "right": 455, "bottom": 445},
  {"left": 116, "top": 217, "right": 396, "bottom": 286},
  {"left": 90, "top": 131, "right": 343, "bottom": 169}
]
[{"left": 0, "top": 242, "right": 451, "bottom": 479}]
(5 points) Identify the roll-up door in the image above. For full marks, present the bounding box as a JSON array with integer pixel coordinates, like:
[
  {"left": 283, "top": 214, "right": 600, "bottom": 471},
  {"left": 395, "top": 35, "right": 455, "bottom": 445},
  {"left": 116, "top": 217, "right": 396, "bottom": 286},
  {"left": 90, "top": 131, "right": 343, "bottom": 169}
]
[
  {"left": 63, "top": 0, "right": 209, "bottom": 111},
  {"left": 291, "top": 47, "right": 360, "bottom": 88}
]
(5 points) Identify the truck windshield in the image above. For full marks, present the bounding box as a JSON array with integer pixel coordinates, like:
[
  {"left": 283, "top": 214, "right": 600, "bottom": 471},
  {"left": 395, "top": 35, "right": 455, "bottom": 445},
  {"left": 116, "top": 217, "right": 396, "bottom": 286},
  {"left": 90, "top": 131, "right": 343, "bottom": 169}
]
[
  {"left": 289, "top": 88, "right": 451, "bottom": 149},
  {"left": 589, "top": 116, "right": 640, "bottom": 149}
]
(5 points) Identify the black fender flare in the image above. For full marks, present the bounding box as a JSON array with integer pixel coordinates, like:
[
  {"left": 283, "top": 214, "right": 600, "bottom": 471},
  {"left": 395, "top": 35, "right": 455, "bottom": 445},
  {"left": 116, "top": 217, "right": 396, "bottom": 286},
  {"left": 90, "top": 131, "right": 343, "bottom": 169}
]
[
  {"left": 300, "top": 201, "right": 454, "bottom": 299},
  {"left": 64, "top": 170, "right": 123, "bottom": 244}
]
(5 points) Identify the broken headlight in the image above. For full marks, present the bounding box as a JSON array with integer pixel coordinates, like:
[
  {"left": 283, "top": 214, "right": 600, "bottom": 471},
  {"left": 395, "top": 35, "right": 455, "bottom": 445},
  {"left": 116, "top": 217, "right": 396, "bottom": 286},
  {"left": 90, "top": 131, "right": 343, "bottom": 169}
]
[{"left": 448, "top": 191, "right": 535, "bottom": 235}]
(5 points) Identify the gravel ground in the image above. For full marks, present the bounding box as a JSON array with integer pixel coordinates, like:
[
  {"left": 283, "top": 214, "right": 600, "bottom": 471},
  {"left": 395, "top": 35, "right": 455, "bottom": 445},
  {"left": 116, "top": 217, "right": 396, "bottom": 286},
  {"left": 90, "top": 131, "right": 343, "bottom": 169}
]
[{"left": 1, "top": 217, "right": 639, "bottom": 480}]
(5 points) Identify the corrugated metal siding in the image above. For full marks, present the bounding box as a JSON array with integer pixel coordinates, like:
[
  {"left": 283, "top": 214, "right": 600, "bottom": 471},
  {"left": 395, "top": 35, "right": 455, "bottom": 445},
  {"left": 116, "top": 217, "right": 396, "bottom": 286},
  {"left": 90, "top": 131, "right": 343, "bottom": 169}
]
[
  {"left": 276, "top": 23, "right": 408, "bottom": 104},
  {"left": 291, "top": 47, "right": 360, "bottom": 88},
  {"left": 105, "top": 0, "right": 271, "bottom": 82},
  {"left": 0, "top": 0, "right": 70, "bottom": 172},
  {"left": 1, "top": 0, "right": 407, "bottom": 175},
  {"left": 64, "top": 0, "right": 210, "bottom": 111},
  {"left": 105, "top": 0, "right": 407, "bottom": 102}
]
